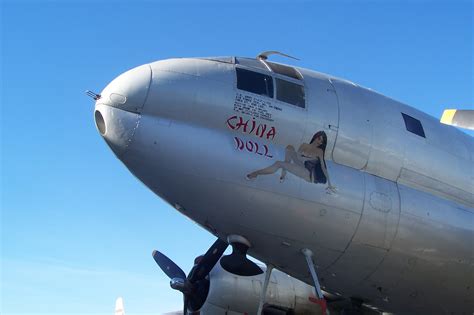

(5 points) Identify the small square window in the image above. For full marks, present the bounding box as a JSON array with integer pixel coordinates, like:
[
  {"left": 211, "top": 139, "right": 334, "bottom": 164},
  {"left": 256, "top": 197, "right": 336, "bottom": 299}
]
[{"left": 402, "top": 113, "right": 425, "bottom": 138}]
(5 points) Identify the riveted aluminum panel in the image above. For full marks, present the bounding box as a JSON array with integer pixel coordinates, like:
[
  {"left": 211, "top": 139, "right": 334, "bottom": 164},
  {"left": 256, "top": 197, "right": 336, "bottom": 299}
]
[
  {"left": 363, "top": 184, "right": 474, "bottom": 314},
  {"left": 398, "top": 127, "right": 474, "bottom": 207},
  {"left": 370, "top": 102, "right": 474, "bottom": 208},
  {"left": 364, "top": 94, "right": 405, "bottom": 181},
  {"left": 324, "top": 173, "right": 400, "bottom": 294},
  {"left": 299, "top": 69, "right": 339, "bottom": 161},
  {"left": 355, "top": 174, "right": 400, "bottom": 249},
  {"left": 97, "top": 64, "right": 152, "bottom": 113},
  {"left": 331, "top": 79, "right": 372, "bottom": 170},
  {"left": 145, "top": 58, "right": 235, "bottom": 132}
]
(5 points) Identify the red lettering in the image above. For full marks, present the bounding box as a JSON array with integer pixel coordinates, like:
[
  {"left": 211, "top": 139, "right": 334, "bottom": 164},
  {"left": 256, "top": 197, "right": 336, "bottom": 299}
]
[
  {"left": 264, "top": 145, "right": 273, "bottom": 158},
  {"left": 234, "top": 137, "right": 244, "bottom": 150},
  {"left": 266, "top": 127, "right": 276, "bottom": 140},
  {"left": 232, "top": 137, "right": 272, "bottom": 159},
  {"left": 256, "top": 124, "right": 267, "bottom": 138},
  {"left": 235, "top": 116, "right": 249, "bottom": 132},
  {"left": 226, "top": 115, "right": 277, "bottom": 143},
  {"left": 226, "top": 116, "right": 238, "bottom": 130},
  {"left": 245, "top": 141, "right": 254, "bottom": 152},
  {"left": 249, "top": 119, "right": 256, "bottom": 134}
]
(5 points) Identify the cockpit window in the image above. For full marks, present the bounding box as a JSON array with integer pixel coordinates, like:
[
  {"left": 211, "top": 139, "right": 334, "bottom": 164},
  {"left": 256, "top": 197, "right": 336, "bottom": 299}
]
[
  {"left": 267, "top": 62, "right": 303, "bottom": 80},
  {"left": 236, "top": 68, "right": 274, "bottom": 98},
  {"left": 276, "top": 78, "right": 305, "bottom": 108}
]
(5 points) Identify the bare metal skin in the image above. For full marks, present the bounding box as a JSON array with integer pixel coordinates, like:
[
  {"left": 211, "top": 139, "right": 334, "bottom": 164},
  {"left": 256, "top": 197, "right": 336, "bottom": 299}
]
[{"left": 94, "top": 56, "right": 473, "bottom": 314}]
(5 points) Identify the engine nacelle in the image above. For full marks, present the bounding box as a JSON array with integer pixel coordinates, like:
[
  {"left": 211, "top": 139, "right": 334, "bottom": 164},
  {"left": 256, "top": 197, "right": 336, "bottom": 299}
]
[{"left": 199, "top": 262, "right": 323, "bottom": 315}]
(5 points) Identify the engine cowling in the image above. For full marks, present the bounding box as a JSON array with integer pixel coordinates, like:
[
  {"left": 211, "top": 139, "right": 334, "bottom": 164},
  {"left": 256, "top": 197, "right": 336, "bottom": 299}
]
[{"left": 199, "top": 261, "right": 323, "bottom": 315}]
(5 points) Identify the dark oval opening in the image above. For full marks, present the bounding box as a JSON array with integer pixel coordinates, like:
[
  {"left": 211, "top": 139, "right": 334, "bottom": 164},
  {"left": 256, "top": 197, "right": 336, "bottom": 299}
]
[{"left": 95, "top": 110, "right": 106, "bottom": 135}]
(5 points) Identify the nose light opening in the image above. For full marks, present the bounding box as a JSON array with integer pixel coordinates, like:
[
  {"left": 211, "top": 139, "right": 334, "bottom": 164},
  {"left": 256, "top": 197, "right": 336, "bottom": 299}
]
[
  {"left": 110, "top": 93, "right": 127, "bottom": 104},
  {"left": 94, "top": 110, "right": 106, "bottom": 135}
]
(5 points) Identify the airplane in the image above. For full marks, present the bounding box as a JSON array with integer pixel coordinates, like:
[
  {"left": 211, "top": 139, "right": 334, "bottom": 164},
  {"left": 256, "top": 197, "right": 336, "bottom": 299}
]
[{"left": 89, "top": 51, "right": 473, "bottom": 314}]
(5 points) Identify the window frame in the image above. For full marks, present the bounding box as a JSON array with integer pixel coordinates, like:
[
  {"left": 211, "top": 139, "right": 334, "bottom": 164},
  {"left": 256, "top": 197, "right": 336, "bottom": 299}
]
[
  {"left": 273, "top": 73, "right": 306, "bottom": 109},
  {"left": 235, "top": 66, "right": 274, "bottom": 98},
  {"left": 234, "top": 66, "right": 307, "bottom": 110},
  {"left": 401, "top": 112, "right": 426, "bottom": 138}
]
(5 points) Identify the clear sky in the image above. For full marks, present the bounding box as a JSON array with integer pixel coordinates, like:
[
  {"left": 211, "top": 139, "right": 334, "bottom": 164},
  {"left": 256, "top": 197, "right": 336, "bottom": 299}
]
[{"left": 1, "top": 0, "right": 472, "bottom": 314}]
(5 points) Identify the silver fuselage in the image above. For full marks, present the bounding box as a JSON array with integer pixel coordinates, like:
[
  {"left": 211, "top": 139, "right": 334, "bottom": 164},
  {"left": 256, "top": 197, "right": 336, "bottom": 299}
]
[{"left": 94, "top": 57, "right": 473, "bottom": 314}]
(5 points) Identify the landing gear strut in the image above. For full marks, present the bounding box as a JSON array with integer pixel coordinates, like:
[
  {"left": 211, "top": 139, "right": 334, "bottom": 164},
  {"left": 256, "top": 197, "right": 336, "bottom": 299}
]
[
  {"left": 257, "top": 263, "right": 274, "bottom": 315},
  {"left": 302, "top": 248, "right": 327, "bottom": 314}
]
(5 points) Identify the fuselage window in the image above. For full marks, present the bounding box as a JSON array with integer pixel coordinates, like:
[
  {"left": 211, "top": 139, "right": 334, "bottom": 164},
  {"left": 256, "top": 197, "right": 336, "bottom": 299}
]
[
  {"left": 402, "top": 113, "right": 426, "bottom": 138},
  {"left": 276, "top": 78, "right": 305, "bottom": 108},
  {"left": 236, "top": 68, "right": 274, "bottom": 98}
]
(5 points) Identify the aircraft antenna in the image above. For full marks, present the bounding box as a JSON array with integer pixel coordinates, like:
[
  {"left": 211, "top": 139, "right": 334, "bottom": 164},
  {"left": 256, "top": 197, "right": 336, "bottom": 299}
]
[
  {"left": 256, "top": 51, "right": 300, "bottom": 61},
  {"left": 85, "top": 90, "right": 101, "bottom": 100}
]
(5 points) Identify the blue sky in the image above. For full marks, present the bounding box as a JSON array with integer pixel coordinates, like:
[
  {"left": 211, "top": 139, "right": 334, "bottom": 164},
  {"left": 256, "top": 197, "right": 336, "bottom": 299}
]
[{"left": 1, "top": 0, "right": 472, "bottom": 314}]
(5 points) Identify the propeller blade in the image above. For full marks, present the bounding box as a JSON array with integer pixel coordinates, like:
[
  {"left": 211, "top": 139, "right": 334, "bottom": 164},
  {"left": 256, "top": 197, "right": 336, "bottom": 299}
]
[
  {"left": 152, "top": 250, "right": 186, "bottom": 280},
  {"left": 188, "top": 238, "right": 228, "bottom": 283},
  {"left": 440, "top": 109, "right": 474, "bottom": 130}
]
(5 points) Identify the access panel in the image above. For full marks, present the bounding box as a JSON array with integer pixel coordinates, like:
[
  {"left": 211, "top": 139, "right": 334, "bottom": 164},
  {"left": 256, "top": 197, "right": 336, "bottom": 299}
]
[
  {"left": 301, "top": 71, "right": 339, "bottom": 157},
  {"left": 331, "top": 79, "right": 373, "bottom": 170}
]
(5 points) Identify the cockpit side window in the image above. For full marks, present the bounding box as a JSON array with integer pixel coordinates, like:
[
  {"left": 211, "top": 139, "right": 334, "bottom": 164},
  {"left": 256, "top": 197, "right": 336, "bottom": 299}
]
[
  {"left": 276, "top": 78, "right": 305, "bottom": 108},
  {"left": 236, "top": 68, "right": 274, "bottom": 98}
]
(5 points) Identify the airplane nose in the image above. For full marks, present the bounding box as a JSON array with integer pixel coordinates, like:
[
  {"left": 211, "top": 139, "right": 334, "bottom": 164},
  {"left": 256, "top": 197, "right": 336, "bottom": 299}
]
[
  {"left": 97, "top": 64, "right": 152, "bottom": 113},
  {"left": 94, "top": 104, "right": 140, "bottom": 158},
  {"left": 93, "top": 64, "right": 151, "bottom": 157}
]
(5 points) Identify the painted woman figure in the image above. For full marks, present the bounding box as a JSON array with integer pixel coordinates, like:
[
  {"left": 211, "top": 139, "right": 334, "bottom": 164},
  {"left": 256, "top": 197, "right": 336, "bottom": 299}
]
[{"left": 246, "top": 131, "right": 336, "bottom": 192}]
